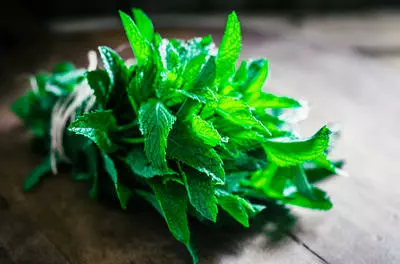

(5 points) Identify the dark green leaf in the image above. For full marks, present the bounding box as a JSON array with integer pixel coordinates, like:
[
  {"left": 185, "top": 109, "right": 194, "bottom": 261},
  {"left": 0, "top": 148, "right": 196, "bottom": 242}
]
[
  {"left": 86, "top": 70, "right": 110, "bottom": 108},
  {"left": 102, "top": 153, "right": 132, "bottom": 209},
  {"left": 168, "top": 125, "right": 225, "bottom": 183},
  {"left": 68, "top": 110, "right": 117, "bottom": 152},
  {"left": 123, "top": 148, "right": 175, "bottom": 178},
  {"left": 23, "top": 155, "right": 54, "bottom": 191},
  {"left": 149, "top": 179, "right": 190, "bottom": 243},
  {"left": 181, "top": 165, "right": 218, "bottom": 222},
  {"left": 216, "top": 190, "right": 252, "bottom": 227},
  {"left": 139, "top": 99, "right": 176, "bottom": 173},
  {"left": 98, "top": 46, "right": 128, "bottom": 88}
]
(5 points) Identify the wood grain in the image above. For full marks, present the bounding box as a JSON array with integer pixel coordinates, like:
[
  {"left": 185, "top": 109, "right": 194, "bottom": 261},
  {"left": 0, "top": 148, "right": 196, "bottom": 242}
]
[{"left": 1, "top": 14, "right": 400, "bottom": 263}]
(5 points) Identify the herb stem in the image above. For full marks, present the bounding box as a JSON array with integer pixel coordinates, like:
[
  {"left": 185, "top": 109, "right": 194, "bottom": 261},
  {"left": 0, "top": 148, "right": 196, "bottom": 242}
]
[
  {"left": 129, "top": 96, "right": 139, "bottom": 116},
  {"left": 117, "top": 120, "right": 138, "bottom": 131},
  {"left": 120, "top": 137, "right": 145, "bottom": 144}
]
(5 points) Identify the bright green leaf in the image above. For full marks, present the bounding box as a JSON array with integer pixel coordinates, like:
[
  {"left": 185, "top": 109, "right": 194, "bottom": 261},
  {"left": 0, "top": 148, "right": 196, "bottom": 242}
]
[
  {"left": 264, "top": 126, "right": 331, "bottom": 167},
  {"left": 132, "top": 8, "right": 154, "bottom": 42},
  {"left": 215, "top": 12, "right": 241, "bottom": 84},
  {"left": 216, "top": 96, "right": 269, "bottom": 135},
  {"left": 119, "top": 11, "right": 151, "bottom": 65},
  {"left": 191, "top": 115, "right": 222, "bottom": 147}
]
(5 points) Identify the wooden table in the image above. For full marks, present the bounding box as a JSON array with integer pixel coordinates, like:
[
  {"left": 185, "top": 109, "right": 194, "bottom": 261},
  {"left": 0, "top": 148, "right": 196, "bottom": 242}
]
[{"left": 1, "top": 14, "right": 400, "bottom": 264}]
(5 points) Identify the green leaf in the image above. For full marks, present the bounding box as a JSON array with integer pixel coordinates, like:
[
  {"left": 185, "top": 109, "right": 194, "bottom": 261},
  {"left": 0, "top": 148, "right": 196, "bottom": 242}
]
[
  {"left": 119, "top": 11, "right": 151, "bottom": 65},
  {"left": 52, "top": 62, "right": 75, "bottom": 74},
  {"left": 83, "top": 143, "right": 99, "bottom": 199},
  {"left": 68, "top": 110, "right": 117, "bottom": 152},
  {"left": 243, "top": 59, "right": 268, "bottom": 97},
  {"left": 284, "top": 187, "right": 333, "bottom": 210},
  {"left": 102, "top": 153, "right": 132, "bottom": 209},
  {"left": 195, "top": 56, "right": 216, "bottom": 88},
  {"left": 260, "top": 166, "right": 332, "bottom": 210},
  {"left": 304, "top": 160, "right": 344, "bottom": 184},
  {"left": 250, "top": 93, "right": 301, "bottom": 109},
  {"left": 123, "top": 148, "right": 175, "bottom": 178},
  {"left": 191, "top": 115, "right": 222, "bottom": 147},
  {"left": 98, "top": 46, "right": 128, "bottom": 88},
  {"left": 149, "top": 179, "right": 190, "bottom": 243},
  {"left": 168, "top": 125, "right": 225, "bottom": 183},
  {"left": 216, "top": 190, "right": 252, "bottom": 227},
  {"left": 72, "top": 171, "right": 91, "bottom": 182},
  {"left": 264, "top": 126, "right": 331, "bottom": 167},
  {"left": 182, "top": 54, "right": 208, "bottom": 90},
  {"left": 23, "top": 155, "right": 54, "bottom": 191},
  {"left": 139, "top": 99, "right": 176, "bottom": 173},
  {"left": 135, "top": 190, "right": 163, "bottom": 215},
  {"left": 132, "top": 8, "right": 154, "bottom": 42},
  {"left": 216, "top": 96, "right": 269, "bottom": 135},
  {"left": 86, "top": 70, "right": 110, "bottom": 108},
  {"left": 180, "top": 165, "right": 218, "bottom": 222},
  {"left": 215, "top": 12, "right": 241, "bottom": 84}
]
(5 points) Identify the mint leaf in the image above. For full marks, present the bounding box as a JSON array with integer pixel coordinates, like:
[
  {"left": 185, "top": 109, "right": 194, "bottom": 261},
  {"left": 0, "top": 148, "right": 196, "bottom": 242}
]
[
  {"left": 149, "top": 179, "right": 190, "bottom": 243},
  {"left": 242, "top": 59, "right": 268, "bottom": 97},
  {"left": 182, "top": 54, "right": 207, "bottom": 90},
  {"left": 68, "top": 110, "right": 117, "bottom": 152},
  {"left": 86, "top": 70, "right": 110, "bottom": 108},
  {"left": 181, "top": 165, "right": 218, "bottom": 222},
  {"left": 168, "top": 126, "right": 225, "bottom": 183},
  {"left": 264, "top": 126, "right": 331, "bottom": 167},
  {"left": 98, "top": 46, "right": 128, "bottom": 88},
  {"left": 123, "top": 148, "right": 175, "bottom": 178},
  {"left": 216, "top": 190, "right": 252, "bottom": 227},
  {"left": 191, "top": 115, "right": 222, "bottom": 147},
  {"left": 215, "top": 12, "right": 241, "bottom": 84},
  {"left": 195, "top": 56, "right": 216, "bottom": 88},
  {"left": 251, "top": 93, "right": 301, "bottom": 109},
  {"left": 119, "top": 11, "right": 151, "bottom": 65},
  {"left": 216, "top": 96, "right": 269, "bottom": 135},
  {"left": 139, "top": 99, "right": 176, "bottom": 173},
  {"left": 23, "top": 155, "right": 54, "bottom": 191},
  {"left": 132, "top": 8, "right": 154, "bottom": 42},
  {"left": 102, "top": 153, "right": 132, "bottom": 209},
  {"left": 304, "top": 160, "right": 344, "bottom": 183},
  {"left": 52, "top": 62, "right": 75, "bottom": 74}
]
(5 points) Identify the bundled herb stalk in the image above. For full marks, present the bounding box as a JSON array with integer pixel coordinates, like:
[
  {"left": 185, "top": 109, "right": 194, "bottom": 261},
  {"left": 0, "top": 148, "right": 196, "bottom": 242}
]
[{"left": 11, "top": 9, "right": 344, "bottom": 263}]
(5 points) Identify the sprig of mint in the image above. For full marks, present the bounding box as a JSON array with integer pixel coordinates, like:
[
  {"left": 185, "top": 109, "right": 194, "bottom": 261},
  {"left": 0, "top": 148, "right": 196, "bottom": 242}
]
[{"left": 11, "top": 9, "right": 344, "bottom": 263}]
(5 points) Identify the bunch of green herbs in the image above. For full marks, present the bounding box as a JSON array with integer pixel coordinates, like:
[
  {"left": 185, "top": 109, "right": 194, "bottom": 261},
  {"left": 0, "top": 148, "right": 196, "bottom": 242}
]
[{"left": 11, "top": 9, "right": 343, "bottom": 263}]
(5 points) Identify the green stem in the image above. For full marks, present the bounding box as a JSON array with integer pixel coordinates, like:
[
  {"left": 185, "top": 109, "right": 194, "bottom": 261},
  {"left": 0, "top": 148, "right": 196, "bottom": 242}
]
[
  {"left": 117, "top": 120, "right": 138, "bottom": 131},
  {"left": 120, "top": 137, "right": 145, "bottom": 144},
  {"left": 129, "top": 96, "right": 139, "bottom": 116}
]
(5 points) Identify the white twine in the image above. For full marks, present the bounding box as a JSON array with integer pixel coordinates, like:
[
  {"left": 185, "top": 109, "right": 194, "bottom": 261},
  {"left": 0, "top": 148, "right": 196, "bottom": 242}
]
[{"left": 49, "top": 50, "right": 98, "bottom": 174}]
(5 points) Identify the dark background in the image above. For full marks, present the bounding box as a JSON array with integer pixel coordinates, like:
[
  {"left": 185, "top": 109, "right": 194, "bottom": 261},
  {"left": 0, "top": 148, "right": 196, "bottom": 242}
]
[{"left": 1, "top": 0, "right": 399, "bottom": 51}]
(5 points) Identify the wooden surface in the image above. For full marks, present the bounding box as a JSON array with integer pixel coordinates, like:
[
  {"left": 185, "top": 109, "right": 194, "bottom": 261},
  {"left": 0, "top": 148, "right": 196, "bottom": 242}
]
[{"left": 1, "top": 13, "right": 400, "bottom": 264}]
